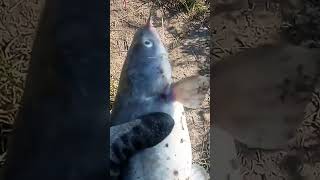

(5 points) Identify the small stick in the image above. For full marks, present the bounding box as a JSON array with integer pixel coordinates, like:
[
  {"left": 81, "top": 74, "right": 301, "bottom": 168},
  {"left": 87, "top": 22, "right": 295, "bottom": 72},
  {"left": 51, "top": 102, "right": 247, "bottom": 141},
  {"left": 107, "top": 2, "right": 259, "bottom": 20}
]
[{"left": 123, "top": 0, "right": 127, "bottom": 9}]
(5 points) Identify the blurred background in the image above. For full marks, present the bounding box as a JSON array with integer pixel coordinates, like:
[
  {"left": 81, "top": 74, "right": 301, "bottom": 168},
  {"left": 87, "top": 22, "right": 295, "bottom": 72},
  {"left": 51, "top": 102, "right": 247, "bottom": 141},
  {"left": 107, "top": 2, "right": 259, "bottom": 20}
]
[
  {"left": 0, "top": 0, "right": 45, "bottom": 167},
  {"left": 211, "top": 0, "right": 320, "bottom": 179}
]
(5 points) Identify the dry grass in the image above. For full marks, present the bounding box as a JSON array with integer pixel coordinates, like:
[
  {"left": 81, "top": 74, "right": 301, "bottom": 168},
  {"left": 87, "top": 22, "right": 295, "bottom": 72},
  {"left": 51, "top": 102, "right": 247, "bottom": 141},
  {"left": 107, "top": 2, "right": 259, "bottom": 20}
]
[
  {"left": 280, "top": 0, "right": 320, "bottom": 47},
  {"left": 0, "top": 46, "right": 26, "bottom": 166},
  {"left": 152, "top": 0, "right": 208, "bottom": 14}
]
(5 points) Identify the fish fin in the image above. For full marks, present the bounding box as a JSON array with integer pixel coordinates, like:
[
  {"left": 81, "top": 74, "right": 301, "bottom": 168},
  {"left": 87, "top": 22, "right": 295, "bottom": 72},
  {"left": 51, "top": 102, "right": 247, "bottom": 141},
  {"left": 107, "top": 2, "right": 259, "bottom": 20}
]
[
  {"left": 172, "top": 76, "right": 209, "bottom": 109},
  {"left": 190, "top": 164, "right": 210, "bottom": 180}
]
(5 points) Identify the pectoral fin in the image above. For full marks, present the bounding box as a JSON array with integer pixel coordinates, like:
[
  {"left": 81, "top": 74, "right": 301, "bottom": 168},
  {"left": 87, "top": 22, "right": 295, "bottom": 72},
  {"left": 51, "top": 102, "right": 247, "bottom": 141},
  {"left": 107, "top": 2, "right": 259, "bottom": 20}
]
[{"left": 172, "top": 76, "right": 209, "bottom": 109}]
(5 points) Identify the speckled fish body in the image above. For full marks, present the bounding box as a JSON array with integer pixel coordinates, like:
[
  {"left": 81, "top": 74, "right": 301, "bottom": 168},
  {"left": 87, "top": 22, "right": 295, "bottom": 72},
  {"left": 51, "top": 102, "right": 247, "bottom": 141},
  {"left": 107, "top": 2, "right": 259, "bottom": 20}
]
[
  {"left": 120, "top": 102, "right": 192, "bottom": 180},
  {"left": 110, "top": 16, "right": 209, "bottom": 180},
  {"left": 110, "top": 19, "right": 191, "bottom": 179}
]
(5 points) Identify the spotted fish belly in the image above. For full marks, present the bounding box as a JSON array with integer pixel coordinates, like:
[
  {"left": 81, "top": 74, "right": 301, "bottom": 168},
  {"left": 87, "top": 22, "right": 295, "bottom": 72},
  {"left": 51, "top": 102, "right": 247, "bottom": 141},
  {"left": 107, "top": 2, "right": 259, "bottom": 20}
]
[{"left": 122, "top": 102, "right": 192, "bottom": 180}]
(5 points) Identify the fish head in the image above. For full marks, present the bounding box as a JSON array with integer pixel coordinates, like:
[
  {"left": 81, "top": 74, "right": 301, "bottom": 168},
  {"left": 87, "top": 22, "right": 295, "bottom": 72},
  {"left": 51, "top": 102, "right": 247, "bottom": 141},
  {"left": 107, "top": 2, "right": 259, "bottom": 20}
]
[
  {"left": 129, "top": 16, "right": 166, "bottom": 59},
  {"left": 123, "top": 15, "right": 172, "bottom": 96},
  {"left": 111, "top": 15, "right": 209, "bottom": 126}
]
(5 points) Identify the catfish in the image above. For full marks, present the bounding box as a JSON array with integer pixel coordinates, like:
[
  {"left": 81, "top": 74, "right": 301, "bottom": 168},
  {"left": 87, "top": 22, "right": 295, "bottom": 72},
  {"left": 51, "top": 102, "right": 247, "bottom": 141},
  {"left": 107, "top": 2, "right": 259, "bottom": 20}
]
[{"left": 110, "top": 16, "right": 210, "bottom": 180}]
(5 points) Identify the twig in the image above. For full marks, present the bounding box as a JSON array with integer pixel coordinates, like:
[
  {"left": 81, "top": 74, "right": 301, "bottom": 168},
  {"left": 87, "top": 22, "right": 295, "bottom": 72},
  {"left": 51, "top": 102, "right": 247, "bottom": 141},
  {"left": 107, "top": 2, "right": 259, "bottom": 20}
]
[
  {"left": 111, "top": 50, "right": 128, "bottom": 54},
  {"left": 123, "top": 20, "right": 140, "bottom": 29},
  {"left": 8, "top": 0, "right": 24, "bottom": 12},
  {"left": 110, "top": 29, "right": 132, "bottom": 31},
  {"left": 4, "top": 36, "right": 19, "bottom": 59}
]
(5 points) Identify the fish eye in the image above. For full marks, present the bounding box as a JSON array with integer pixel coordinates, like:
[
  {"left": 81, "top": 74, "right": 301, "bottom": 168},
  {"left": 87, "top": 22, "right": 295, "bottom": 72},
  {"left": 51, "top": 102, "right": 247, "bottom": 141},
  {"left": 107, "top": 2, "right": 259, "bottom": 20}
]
[{"left": 143, "top": 40, "right": 153, "bottom": 48}]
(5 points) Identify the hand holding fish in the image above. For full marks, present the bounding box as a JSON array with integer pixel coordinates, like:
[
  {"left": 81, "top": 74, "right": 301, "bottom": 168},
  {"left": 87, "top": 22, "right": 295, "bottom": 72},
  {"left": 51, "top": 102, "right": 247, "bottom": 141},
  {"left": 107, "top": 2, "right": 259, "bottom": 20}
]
[{"left": 110, "top": 112, "right": 175, "bottom": 179}]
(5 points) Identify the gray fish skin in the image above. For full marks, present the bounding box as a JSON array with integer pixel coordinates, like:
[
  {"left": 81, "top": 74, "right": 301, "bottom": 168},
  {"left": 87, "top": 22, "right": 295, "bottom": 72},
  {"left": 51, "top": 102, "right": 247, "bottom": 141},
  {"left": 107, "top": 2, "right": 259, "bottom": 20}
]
[
  {"left": 110, "top": 17, "right": 210, "bottom": 180},
  {"left": 111, "top": 20, "right": 172, "bottom": 127}
]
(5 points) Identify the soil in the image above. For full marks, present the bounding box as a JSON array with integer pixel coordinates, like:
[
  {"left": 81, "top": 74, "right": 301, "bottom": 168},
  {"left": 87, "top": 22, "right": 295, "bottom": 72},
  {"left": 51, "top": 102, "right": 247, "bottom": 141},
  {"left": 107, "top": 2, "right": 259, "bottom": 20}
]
[{"left": 0, "top": 0, "right": 44, "bottom": 166}]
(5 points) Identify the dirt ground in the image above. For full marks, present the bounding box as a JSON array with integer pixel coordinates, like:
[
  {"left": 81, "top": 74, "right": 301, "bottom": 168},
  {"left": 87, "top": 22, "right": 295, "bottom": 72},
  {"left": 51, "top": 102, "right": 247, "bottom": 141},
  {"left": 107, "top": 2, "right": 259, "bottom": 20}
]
[
  {"left": 110, "top": 0, "right": 210, "bottom": 172},
  {"left": 211, "top": 0, "right": 320, "bottom": 179},
  {"left": 0, "top": 0, "right": 44, "bottom": 166}
]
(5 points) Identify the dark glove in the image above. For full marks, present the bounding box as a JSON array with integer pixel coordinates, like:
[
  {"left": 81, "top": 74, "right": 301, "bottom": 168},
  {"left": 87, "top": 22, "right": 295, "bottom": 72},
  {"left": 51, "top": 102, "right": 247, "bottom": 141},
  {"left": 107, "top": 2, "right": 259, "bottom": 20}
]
[{"left": 110, "top": 112, "right": 174, "bottom": 179}]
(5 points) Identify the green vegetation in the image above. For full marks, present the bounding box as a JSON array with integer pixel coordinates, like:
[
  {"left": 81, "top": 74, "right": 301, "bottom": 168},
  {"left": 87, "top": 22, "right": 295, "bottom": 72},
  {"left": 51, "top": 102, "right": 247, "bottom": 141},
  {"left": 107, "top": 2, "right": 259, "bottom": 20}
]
[
  {"left": 153, "top": 0, "right": 208, "bottom": 14},
  {"left": 180, "top": 0, "right": 206, "bottom": 13}
]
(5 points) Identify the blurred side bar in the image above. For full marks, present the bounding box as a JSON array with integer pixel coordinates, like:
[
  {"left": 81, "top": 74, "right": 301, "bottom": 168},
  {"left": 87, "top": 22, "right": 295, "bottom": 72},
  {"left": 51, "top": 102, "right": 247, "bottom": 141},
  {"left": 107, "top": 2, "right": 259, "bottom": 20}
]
[{"left": 4, "top": 0, "right": 109, "bottom": 179}]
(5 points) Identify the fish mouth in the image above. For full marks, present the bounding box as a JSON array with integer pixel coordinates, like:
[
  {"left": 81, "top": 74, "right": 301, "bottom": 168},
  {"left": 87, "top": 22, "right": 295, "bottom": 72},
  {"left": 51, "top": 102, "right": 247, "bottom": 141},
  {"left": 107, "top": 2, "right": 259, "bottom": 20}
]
[{"left": 146, "top": 14, "right": 153, "bottom": 28}]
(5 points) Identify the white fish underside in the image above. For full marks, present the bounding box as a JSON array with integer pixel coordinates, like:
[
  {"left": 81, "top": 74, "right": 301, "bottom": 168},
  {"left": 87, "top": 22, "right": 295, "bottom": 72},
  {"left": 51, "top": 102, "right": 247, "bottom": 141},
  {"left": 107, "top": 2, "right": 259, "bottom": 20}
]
[{"left": 122, "top": 101, "right": 193, "bottom": 180}]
